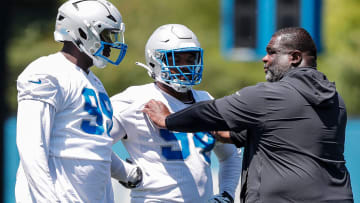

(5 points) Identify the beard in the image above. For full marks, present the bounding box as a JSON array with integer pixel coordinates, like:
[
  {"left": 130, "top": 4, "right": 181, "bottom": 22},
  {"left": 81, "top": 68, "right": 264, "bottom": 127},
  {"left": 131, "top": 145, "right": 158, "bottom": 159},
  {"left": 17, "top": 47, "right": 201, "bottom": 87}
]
[
  {"left": 265, "top": 66, "right": 290, "bottom": 82},
  {"left": 265, "top": 70, "right": 275, "bottom": 82}
]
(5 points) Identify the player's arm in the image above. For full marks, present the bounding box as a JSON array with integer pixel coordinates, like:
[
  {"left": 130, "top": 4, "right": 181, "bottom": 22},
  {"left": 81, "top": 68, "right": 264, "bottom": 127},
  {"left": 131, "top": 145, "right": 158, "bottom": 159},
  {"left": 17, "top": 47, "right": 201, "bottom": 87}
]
[
  {"left": 110, "top": 114, "right": 142, "bottom": 188},
  {"left": 110, "top": 97, "right": 142, "bottom": 188},
  {"left": 209, "top": 141, "right": 242, "bottom": 203},
  {"left": 110, "top": 95, "right": 133, "bottom": 143},
  {"left": 16, "top": 99, "right": 59, "bottom": 201},
  {"left": 110, "top": 115, "right": 127, "bottom": 143}
]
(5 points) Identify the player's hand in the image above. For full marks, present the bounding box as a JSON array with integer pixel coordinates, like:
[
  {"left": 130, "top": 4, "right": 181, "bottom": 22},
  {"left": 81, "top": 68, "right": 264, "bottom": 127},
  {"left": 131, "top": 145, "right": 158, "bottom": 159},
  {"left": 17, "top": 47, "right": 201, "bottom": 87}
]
[
  {"left": 119, "top": 159, "right": 143, "bottom": 189},
  {"left": 208, "top": 191, "right": 234, "bottom": 203},
  {"left": 142, "top": 99, "right": 170, "bottom": 128}
]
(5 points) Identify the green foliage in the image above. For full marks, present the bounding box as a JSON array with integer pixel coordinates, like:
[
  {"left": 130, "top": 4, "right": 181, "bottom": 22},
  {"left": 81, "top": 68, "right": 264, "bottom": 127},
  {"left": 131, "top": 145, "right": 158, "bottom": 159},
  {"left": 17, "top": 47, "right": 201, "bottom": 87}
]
[
  {"left": 321, "top": 0, "right": 360, "bottom": 114},
  {"left": 7, "top": 0, "right": 360, "bottom": 115}
]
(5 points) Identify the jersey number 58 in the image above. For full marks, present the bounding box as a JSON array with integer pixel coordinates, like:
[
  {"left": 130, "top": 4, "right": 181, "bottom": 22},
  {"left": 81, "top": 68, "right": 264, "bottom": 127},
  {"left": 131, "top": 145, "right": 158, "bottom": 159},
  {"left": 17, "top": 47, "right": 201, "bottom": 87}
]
[{"left": 160, "top": 129, "right": 215, "bottom": 163}]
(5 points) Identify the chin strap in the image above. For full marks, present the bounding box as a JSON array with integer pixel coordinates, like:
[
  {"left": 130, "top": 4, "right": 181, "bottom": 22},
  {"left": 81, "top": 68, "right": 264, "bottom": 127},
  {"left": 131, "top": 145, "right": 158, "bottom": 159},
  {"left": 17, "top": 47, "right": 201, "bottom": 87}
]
[{"left": 135, "top": 62, "right": 155, "bottom": 79}]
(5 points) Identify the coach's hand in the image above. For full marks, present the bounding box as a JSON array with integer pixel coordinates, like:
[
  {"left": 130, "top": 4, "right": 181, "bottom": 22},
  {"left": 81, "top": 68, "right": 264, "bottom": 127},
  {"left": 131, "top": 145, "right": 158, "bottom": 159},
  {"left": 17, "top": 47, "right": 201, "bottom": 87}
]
[
  {"left": 208, "top": 191, "right": 234, "bottom": 203},
  {"left": 143, "top": 99, "right": 170, "bottom": 128}
]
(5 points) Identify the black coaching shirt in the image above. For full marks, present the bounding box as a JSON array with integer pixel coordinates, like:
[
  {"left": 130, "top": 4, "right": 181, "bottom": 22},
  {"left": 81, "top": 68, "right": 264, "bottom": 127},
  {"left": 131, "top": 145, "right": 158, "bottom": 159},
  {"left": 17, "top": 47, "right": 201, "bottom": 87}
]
[{"left": 165, "top": 67, "right": 353, "bottom": 202}]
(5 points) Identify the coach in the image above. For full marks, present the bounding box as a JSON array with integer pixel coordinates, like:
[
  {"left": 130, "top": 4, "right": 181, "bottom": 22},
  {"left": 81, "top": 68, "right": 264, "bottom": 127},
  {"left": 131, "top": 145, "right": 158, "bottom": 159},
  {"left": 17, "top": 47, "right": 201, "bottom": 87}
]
[{"left": 143, "top": 27, "right": 354, "bottom": 202}]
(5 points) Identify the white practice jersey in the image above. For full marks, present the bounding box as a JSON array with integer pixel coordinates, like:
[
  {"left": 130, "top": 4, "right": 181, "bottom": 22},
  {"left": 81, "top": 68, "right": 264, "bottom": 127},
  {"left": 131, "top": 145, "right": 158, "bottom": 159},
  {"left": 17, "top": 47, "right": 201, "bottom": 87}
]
[
  {"left": 16, "top": 52, "right": 114, "bottom": 202},
  {"left": 111, "top": 83, "right": 217, "bottom": 202},
  {"left": 17, "top": 52, "right": 114, "bottom": 161}
]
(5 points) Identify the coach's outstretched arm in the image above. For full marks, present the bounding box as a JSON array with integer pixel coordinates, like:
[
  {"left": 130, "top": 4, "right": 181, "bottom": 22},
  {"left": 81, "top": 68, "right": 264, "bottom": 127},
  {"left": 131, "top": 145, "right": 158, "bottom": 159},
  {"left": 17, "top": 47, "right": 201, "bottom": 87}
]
[{"left": 143, "top": 99, "right": 230, "bottom": 132}]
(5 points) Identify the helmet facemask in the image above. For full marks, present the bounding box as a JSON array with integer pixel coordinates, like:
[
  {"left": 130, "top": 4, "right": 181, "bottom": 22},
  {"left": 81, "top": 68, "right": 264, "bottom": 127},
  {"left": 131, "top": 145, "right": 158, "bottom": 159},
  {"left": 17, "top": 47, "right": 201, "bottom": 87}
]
[
  {"left": 155, "top": 47, "right": 203, "bottom": 92},
  {"left": 93, "top": 27, "right": 127, "bottom": 67}
]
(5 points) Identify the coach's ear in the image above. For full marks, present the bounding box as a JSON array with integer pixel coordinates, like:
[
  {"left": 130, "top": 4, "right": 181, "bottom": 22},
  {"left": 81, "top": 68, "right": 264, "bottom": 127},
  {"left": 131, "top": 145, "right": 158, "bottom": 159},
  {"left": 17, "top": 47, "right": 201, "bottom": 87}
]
[{"left": 289, "top": 50, "right": 302, "bottom": 67}]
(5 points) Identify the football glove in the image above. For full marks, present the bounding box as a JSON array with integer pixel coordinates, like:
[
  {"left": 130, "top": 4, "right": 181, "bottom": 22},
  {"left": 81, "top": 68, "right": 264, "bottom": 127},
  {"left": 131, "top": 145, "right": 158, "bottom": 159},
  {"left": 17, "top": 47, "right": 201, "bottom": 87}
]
[
  {"left": 208, "top": 191, "right": 234, "bottom": 203},
  {"left": 118, "top": 158, "right": 143, "bottom": 189}
]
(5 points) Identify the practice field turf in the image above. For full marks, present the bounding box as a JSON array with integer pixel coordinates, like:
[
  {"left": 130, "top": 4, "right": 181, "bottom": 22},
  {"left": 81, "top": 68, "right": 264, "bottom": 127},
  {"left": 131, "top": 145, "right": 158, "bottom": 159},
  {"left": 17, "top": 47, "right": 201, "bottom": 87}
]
[{"left": 4, "top": 117, "right": 360, "bottom": 202}]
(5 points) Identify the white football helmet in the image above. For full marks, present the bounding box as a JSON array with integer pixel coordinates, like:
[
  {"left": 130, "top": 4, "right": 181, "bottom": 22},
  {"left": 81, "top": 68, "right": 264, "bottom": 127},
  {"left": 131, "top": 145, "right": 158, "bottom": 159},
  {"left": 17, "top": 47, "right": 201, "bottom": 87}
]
[
  {"left": 54, "top": 0, "right": 127, "bottom": 68},
  {"left": 136, "top": 24, "right": 204, "bottom": 92}
]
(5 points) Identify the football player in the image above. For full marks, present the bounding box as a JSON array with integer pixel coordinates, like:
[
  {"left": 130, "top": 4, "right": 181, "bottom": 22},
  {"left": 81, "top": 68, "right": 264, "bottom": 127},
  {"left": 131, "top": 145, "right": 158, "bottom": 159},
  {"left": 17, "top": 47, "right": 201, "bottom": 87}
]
[
  {"left": 15, "top": 0, "right": 141, "bottom": 202},
  {"left": 111, "top": 24, "right": 242, "bottom": 203}
]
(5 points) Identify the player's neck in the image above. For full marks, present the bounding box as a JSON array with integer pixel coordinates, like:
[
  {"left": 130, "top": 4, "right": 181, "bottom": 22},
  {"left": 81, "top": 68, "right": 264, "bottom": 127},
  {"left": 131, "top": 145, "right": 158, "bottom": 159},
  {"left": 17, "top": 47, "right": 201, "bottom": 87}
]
[
  {"left": 61, "top": 42, "right": 93, "bottom": 74},
  {"left": 156, "top": 82, "right": 195, "bottom": 104}
]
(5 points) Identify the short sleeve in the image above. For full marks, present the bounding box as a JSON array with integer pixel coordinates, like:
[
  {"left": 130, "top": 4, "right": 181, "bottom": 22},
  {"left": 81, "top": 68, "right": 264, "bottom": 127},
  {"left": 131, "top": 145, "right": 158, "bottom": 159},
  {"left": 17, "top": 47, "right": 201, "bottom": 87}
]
[
  {"left": 110, "top": 92, "right": 134, "bottom": 140},
  {"left": 111, "top": 93, "right": 133, "bottom": 122},
  {"left": 214, "top": 85, "right": 267, "bottom": 131},
  {"left": 17, "top": 74, "right": 61, "bottom": 108}
]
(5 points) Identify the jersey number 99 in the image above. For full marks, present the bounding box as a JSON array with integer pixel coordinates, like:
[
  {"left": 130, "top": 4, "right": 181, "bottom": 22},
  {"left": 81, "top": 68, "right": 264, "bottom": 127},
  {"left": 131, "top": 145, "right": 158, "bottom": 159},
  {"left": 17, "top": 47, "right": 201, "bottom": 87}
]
[{"left": 81, "top": 88, "right": 113, "bottom": 137}]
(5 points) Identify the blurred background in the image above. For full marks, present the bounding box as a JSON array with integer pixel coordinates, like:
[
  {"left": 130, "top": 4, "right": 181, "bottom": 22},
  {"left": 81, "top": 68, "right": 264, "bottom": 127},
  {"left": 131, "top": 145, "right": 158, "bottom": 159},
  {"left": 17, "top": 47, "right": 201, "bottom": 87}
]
[{"left": 2, "top": 0, "right": 360, "bottom": 202}]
